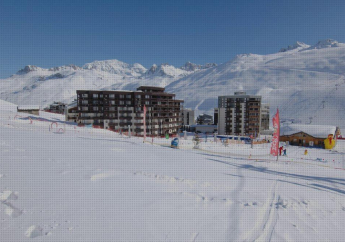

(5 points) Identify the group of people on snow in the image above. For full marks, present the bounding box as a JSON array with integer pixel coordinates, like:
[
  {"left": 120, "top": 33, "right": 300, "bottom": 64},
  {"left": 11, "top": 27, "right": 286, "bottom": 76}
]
[{"left": 279, "top": 146, "right": 287, "bottom": 156}]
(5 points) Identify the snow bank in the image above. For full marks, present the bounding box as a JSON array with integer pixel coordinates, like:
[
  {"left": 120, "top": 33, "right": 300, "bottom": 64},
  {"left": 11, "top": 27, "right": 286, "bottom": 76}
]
[
  {"left": 0, "top": 99, "right": 17, "bottom": 112},
  {"left": 25, "top": 225, "right": 43, "bottom": 238}
]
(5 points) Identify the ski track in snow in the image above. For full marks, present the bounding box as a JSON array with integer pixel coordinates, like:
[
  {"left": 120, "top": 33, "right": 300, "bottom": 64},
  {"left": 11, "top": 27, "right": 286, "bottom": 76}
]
[
  {"left": 227, "top": 167, "right": 245, "bottom": 241},
  {"left": 1, "top": 110, "right": 345, "bottom": 241},
  {"left": 242, "top": 181, "right": 279, "bottom": 242}
]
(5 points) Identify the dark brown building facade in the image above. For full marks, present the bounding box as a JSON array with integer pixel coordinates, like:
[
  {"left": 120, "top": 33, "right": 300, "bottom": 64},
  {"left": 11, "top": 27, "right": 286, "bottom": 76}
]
[
  {"left": 218, "top": 92, "right": 263, "bottom": 136},
  {"left": 76, "top": 86, "right": 183, "bottom": 136}
]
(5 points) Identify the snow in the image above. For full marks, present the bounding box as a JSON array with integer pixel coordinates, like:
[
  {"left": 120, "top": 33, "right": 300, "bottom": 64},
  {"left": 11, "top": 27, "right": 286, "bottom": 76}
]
[
  {"left": 82, "top": 59, "right": 147, "bottom": 76},
  {"left": 1, "top": 102, "right": 345, "bottom": 241},
  {"left": 280, "top": 124, "right": 337, "bottom": 138},
  {"left": 0, "top": 99, "right": 17, "bottom": 112}
]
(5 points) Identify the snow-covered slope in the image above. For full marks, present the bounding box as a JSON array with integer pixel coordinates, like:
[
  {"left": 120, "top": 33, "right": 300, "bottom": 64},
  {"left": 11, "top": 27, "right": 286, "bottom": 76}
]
[
  {"left": 165, "top": 40, "right": 345, "bottom": 129},
  {"left": 0, "top": 99, "right": 17, "bottom": 112},
  {"left": 0, "top": 60, "right": 201, "bottom": 107},
  {"left": 1, "top": 106, "right": 345, "bottom": 241}
]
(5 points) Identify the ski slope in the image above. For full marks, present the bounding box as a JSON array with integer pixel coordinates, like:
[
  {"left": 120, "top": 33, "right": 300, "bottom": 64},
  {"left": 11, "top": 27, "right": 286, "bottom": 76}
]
[{"left": 1, "top": 102, "right": 345, "bottom": 241}]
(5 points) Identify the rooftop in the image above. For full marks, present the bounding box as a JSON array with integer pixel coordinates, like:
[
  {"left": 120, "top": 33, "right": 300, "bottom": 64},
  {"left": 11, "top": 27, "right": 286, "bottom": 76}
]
[
  {"left": 18, "top": 105, "right": 40, "bottom": 110},
  {"left": 280, "top": 124, "right": 337, "bottom": 139}
]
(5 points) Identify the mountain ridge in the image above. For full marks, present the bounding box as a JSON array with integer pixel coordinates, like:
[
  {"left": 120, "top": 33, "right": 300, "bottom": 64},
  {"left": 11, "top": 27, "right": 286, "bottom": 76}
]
[{"left": 2, "top": 39, "right": 345, "bottom": 129}]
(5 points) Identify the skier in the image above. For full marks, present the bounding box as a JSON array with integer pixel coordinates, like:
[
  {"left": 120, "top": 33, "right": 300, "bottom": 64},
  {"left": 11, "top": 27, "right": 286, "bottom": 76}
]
[
  {"left": 304, "top": 149, "right": 308, "bottom": 155},
  {"left": 283, "top": 148, "right": 287, "bottom": 156}
]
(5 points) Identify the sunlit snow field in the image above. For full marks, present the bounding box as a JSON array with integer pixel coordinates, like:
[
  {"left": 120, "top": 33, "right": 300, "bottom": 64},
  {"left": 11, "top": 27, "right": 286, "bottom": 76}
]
[{"left": 1, "top": 101, "right": 345, "bottom": 241}]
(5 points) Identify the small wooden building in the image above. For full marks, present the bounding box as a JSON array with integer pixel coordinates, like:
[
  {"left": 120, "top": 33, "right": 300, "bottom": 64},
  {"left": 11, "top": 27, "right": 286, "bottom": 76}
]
[
  {"left": 280, "top": 124, "right": 338, "bottom": 148},
  {"left": 17, "top": 105, "right": 40, "bottom": 115}
]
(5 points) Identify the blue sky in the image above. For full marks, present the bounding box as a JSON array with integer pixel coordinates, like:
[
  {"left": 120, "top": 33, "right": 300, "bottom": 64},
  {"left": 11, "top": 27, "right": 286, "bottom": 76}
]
[{"left": 0, "top": 0, "right": 345, "bottom": 78}]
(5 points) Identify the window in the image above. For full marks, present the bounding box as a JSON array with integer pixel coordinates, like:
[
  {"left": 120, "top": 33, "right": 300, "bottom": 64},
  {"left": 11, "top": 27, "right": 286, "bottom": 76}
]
[
  {"left": 82, "top": 100, "right": 88, "bottom": 105},
  {"left": 82, "top": 107, "right": 88, "bottom": 111},
  {"left": 93, "top": 107, "right": 98, "bottom": 111},
  {"left": 93, "top": 94, "right": 98, "bottom": 99},
  {"left": 126, "top": 101, "right": 131, "bottom": 105},
  {"left": 109, "top": 94, "right": 115, "bottom": 99},
  {"left": 110, "top": 101, "right": 115, "bottom": 105},
  {"left": 109, "top": 113, "right": 115, "bottom": 118},
  {"left": 145, "top": 95, "right": 150, "bottom": 99},
  {"left": 119, "top": 101, "right": 124, "bottom": 105},
  {"left": 120, "top": 95, "right": 124, "bottom": 99},
  {"left": 100, "top": 94, "right": 103, "bottom": 98},
  {"left": 93, "top": 100, "right": 98, "bottom": 105},
  {"left": 81, "top": 94, "right": 88, "bottom": 98},
  {"left": 109, "top": 107, "right": 115, "bottom": 111},
  {"left": 145, "top": 101, "right": 150, "bottom": 105},
  {"left": 126, "top": 94, "right": 131, "bottom": 99},
  {"left": 136, "top": 95, "right": 141, "bottom": 99}
]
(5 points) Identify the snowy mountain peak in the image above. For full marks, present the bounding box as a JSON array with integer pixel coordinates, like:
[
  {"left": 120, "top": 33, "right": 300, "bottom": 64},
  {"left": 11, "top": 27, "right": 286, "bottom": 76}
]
[
  {"left": 82, "top": 59, "right": 147, "bottom": 76},
  {"left": 203, "top": 63, "right": 218, "bottom": 69},
  {"left": 308, "top": 39, "right": 345, "bottom": 49},
  {"left": 49, "top": 64, "right": 81, "bottom": 72},
  {"left": 147, "top": 64, "right": 158, "bottom": 75},
  {"left": 181, "top": 62, "right": 199, "bottom": 71},
  {"left": 181, "top": 62, "right": 218, "bottom": 71},
  {"left": 17, "top": 65, "right": 44, "bottom": 74},
  {"left": 279, "top": 41, "right": 310, "bottom": 52},
  {"left": 145, "top": 63, "right": 188, "bottom": 78}
]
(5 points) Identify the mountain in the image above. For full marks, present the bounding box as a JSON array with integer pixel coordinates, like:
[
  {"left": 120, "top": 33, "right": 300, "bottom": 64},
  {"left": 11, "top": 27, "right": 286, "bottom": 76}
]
[
  {"left": 145, "top": 63, "right": 190, "bottom": 78},
  {"left": 307, "top": 39, "right": 345, "bottom": 50},
  {"left": 165, "top": 40, "right": 345, "bottom": 129},
  {"left": 279, "top": 41, "right": 310, "bottom": 52},
  {"left": 82, "top": 59, "right": 147, "bottom": 77},
  {"left": 180, "top": 62, "right": 217, "bottom": 71},
  {"left": 0, "top": 60, "right": 200, "bottom": 107},
  {"left": 1, "top": 39, "right": 345, "bottom": 129}
]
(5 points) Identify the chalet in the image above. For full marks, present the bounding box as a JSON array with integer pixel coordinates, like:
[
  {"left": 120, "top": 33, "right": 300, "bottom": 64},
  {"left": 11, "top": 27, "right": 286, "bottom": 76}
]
[
  {"left": 17, "top": 105, "right": 40, "bottom": 115},
  {"left": 280, "top": 124, "right": 339, "bottom": 148}
]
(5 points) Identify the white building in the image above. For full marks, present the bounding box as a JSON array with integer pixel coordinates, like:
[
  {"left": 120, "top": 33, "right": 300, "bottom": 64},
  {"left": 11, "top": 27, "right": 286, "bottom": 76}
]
[{"left": 182, "top": 108, "right": 195, "bottom": 126}]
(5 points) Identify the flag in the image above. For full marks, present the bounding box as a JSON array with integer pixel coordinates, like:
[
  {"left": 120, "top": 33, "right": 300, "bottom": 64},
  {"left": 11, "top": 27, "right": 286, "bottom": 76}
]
[
  {"left": 270, "top": 108, "right": 280, "bottom": 157},
  {"left": 143, "top": 105, "right": 147, "bottom": 141}
]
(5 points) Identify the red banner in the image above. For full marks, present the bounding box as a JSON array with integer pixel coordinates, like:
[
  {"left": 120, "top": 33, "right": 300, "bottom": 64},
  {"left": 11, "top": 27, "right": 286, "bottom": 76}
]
[
  {"left": 143, "top": 105, "right": 147, "bottom": 141},
  {"left": 270, "top": 109, "right": 280, "bottom": 156}
]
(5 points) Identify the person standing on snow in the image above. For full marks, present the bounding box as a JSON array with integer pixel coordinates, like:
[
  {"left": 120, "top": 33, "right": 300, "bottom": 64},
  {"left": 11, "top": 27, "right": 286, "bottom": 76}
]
[
  {"left": 279, "top": 146, "right": 283, "bottom": 156},
  {"left": 304, "top": 149, "right": 308, "bottom": 155},
  {"left": 283, "top": 148, "right": 287, "bottom": 156}
]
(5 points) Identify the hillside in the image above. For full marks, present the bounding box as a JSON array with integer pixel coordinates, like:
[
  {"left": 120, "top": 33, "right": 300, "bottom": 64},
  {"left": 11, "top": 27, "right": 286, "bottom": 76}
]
[
  {"left": 165, "top": 40, "right": 345, "bottom": 129},
  {"left": 1, "top": 39, "right": 345, "bottom": 129}
]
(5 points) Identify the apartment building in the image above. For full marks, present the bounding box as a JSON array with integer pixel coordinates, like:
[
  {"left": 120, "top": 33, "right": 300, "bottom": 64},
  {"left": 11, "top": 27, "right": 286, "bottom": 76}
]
[
  {"left": 76, "top": 86, "right": 183, "bottom": 136},
  {"left": 182, "top": 108, "right": 195, "bottom": 126},
  {"left": 260, "top": 103, "right": 270, "bottom": 131},
  {"left": 217, "top": 92, "right": 264, "bottom": 136}
]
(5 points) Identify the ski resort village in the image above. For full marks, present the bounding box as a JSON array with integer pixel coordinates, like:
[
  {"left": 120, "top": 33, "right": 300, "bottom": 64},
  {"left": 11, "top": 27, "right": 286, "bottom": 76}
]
[{"left": 1, "top": 39, "right": 345, "bottom": 241}]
